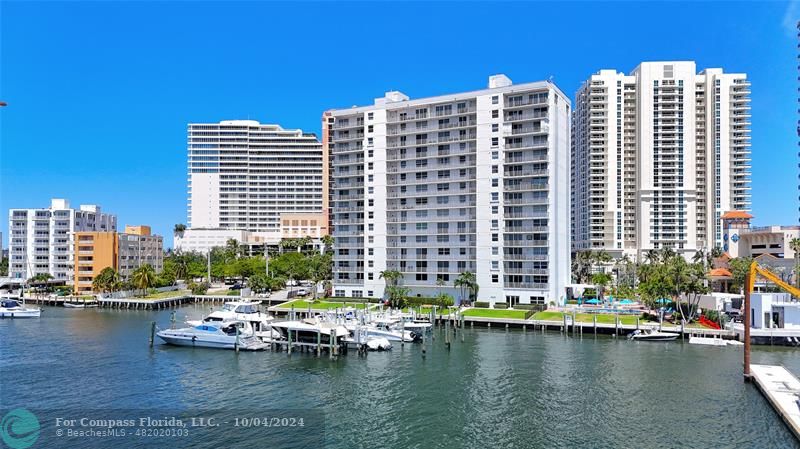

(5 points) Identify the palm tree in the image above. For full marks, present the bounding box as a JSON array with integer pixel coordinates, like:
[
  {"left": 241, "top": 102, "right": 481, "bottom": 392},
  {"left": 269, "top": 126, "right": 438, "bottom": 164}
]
[
  {"left": 644, "top": 249, "right": 659, "bottom": 265},
  {"left": 379, "top": 270, "right": 404, "bottom": 306},
  {"left": 455, "top": 272, "right": 478, "bottom": 305},
  {"left": 132, "top": 264, "right": 157, "bottom": 296},
  {"left": 790, "top": 238, "right": 800, "bottom": 287},
  {"left": 298, "top": 236, "right": 313, "bottom": 253},
  {"left": 571, "top": 251, "right": 594, "bottom": 283},
  {"left": 321, "top": 235, "right": 334, "bottom": 254},
  {"left": 173, "top": 224, "right": 186, "bottom": 236},
  {"left": 92, "top": 267, "right": 120, "bottom": 293}
]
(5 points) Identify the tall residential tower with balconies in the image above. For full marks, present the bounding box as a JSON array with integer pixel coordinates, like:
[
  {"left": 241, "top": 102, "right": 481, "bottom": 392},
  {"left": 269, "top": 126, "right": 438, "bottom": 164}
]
[
  {"left": 187, "top": 120, "right": 327, "bottom": 239},
  {"left": 571, "top": 61, "right": 751, "bottom": 258},
  {"left": 324, "top": 75, "right": 571, "bottom": 306}
]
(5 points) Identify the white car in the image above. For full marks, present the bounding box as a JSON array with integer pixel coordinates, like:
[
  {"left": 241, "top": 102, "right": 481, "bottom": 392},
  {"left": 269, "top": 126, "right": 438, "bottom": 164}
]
[{"left": 296, "top": 289, "right": 309, "bottom": 296}]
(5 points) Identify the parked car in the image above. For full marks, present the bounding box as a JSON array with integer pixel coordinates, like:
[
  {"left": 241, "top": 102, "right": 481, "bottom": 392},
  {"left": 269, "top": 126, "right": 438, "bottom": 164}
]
[
  {"left": 256, "top": 292, "right": 271, "bottom": 298},
  {"left": 229, "top": 283, "right": 243, "bottom": 290},
  {"left": 296, "top": 288, "right": 309, "bottom": 296}
]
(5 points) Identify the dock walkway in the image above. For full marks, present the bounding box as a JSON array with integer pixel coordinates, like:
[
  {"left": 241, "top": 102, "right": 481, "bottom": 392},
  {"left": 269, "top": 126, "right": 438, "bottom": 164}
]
[{"left": 750, "top": 364, "right": 800, "bottom": 440}]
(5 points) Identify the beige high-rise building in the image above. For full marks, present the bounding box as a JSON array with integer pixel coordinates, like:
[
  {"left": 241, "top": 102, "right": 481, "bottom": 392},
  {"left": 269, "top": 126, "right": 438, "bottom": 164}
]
[{"left": 571, "top": 61, "right": 751, "bottom": 258}]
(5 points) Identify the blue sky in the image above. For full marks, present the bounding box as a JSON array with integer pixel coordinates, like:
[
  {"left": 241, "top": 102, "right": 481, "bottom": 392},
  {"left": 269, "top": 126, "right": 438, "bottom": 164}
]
[{"left": 1, "top": 1, "right": 798, "bottom": 248}]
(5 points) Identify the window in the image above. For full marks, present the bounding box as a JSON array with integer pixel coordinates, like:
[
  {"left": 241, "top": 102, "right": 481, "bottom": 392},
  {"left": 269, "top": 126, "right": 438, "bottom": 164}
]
[
  {"left": 492, "top": 178, "right": 499, "bottom": 187},
  {"left": 492, "top": 233, "right": 498, "bottom": 242},
  {"left": 492, "top": 151, "right": 498, "bottom": 160},
  {"left": 492, "top": 110, "right": 499, "bottom": 118},
  {"left": 491, "top": 192, "right": 499, "bottom": 202},
  {"left": 491, "top": 137, "right": 499, "bottom": 147},
  {"left": 492, "top": 123, "right": 499, "bottom": 132},
  {"left": 492, "top": 274, "right": 499, "bottom": 283},
  {"left": 367, "top": 137, "right": 374, "bottom": 147},
  {"left": 492, "top": 95, "right": 499, "bottom": 104},
  {"left": 368, "top": 125, "right": 374, "bottom": 133},
  {"left": 491, "top": 261, "right": 499, "bottom": 270},
  {"left": 367, "top": 112, "right": 374, "bottom": 120},
  {"left": 492, "top": 247, "right": 499, "bottom": 255},
  {"left": 492, "top": 165, "right": 498, "bottom": 174},
  {"left": 367, "top": 272, "right": 374, "bottom": 280}
]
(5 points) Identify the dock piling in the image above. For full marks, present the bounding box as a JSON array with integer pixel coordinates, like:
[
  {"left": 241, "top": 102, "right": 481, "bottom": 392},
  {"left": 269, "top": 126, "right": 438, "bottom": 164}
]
[{"left": 149, "top": 321, "right": 156, "bottom": 347}]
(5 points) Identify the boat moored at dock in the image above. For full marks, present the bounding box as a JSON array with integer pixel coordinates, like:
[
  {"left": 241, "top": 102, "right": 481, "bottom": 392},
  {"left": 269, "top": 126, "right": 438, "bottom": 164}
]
[
  {"left": 0, "top": 298, "right": 42, "bottom": 318},
  {"left": 628, "top": 329, "right": 679, "bottom": 341},
  {"left": 157, "top": 321, "right": 268, "bottom": 350}
]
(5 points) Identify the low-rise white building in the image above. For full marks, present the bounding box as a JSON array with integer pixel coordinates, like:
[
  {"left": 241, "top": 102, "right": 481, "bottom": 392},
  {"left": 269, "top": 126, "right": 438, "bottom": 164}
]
[
  {"left": 750, "top": 293, "right": 800, "bottom": 330},
  {"left": 8, "top": 199, "right": 117, "bottom": 282}
]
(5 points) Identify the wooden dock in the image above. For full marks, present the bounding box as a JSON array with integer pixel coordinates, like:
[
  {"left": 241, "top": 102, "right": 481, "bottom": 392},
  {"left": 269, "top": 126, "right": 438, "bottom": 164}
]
[
  {"left": 750, "top": 364, "right": 800, "bottom": 440},
  {"left": 24, "top": 295, "right": 237, "bottom": 310}
]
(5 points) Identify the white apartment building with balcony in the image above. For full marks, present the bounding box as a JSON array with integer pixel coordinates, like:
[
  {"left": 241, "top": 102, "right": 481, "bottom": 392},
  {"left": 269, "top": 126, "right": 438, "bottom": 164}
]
[
  {"left": 571, "top": 61, "right": 751, "bottom": 258},
  {"left": 324, "top": 75, "right": 571, "bottom": 306},
  {"left": 187, "top": 120, "right": 327, "bottom": 235},
  {"left": 8, "top": 199, "right": 117, "bottom": 282}
]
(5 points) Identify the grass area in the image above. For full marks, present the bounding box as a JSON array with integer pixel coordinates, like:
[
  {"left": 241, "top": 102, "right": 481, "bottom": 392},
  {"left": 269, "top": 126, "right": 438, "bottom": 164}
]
[
  {"left": 462, "top": 308, "right": 527, "bottom": 319},
  {"left": 403, "top": 306, "right": 455, "bottom": 315},
  {"left": 276, "top": 299, "right": 369, "bottom": 310},
  {"left": 141, "top": 289, "right": 190, "bottom": 300},
  {"left": 531, "top": 311, "right": 659, "bottom": 326}
]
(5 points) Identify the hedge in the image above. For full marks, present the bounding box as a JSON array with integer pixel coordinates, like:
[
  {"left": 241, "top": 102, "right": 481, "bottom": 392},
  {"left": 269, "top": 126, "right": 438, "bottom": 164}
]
[
  {"left": 493, "top": 302, "right": 509, "bottom": 309},
  {"left": 474, "top": 301, "right": 491, "bottom": 308}
]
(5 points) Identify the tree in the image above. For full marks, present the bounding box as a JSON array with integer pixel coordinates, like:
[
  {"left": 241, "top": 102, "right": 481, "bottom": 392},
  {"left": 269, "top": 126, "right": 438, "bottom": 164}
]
[
  {"left": 379, "top": 270, "right": 405, "bottom": 306},
  {"left": 790, "top": 238, "right": 800, "bottom": 287},
  {"left": 188, "top": 281, "right": 210, "bottom": 295},
  {"left": 92, "top": 267, "right": 120, "bottom": 293},
  {"left": 173, "top": 224, "right": 186, "bottom": 236},
  {"left": 248, "top": 273, "right": 271, "bottom": 293},
  {"left": 0, "top": 257, "right": 8, "bottom": 276},
  {"left": 321, "top": 235, "right": 334, "bottom": 254},
  {"left": 307, "top": 253, "right": 332, "bottom": 300},
  {"left": 454, "top": 271, "right": 478, "bottom": 305},
  {"left": 131, "top": 264, "right": 157, "bottom": 296},
  {"left": 571, "top": 251, "right": 594, "bottom": 283},
  {"left": 591, "top": 272, "right": 613, "bottom": 299},
  {"left": 729, "top": 257, "right": 754, "bottom": 293}
]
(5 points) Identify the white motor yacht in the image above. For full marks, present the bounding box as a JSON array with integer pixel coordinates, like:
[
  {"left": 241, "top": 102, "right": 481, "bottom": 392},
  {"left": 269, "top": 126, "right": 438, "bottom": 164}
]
[
  {"left": 628, "top": 329, "right": 679, "bottom": 341},
  {"left": 345, "top": 319, "right": 419, "bottom": 343},
  {"left": 187, "top": 300, "right": 279, "bottom": 340},
  {"left": 271, "top": 318, "right": 350, "bottom": 345},
  {"left": 157, "top": 320, "right": 268, "bottom": 350},
  {"left": 0, "top": 298, "right": 41, "bottom": 318}
]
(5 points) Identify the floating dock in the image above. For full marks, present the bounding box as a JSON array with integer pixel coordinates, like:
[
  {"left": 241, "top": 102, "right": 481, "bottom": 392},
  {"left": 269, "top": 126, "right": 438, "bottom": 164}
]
[{"left": 750, "top": 364, "right": 800, "bottom": 440}]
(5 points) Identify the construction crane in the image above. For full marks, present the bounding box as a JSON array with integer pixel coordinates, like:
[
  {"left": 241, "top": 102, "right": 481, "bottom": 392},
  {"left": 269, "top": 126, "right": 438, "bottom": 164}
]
[{"left": 743, "top": 261, "right": 800, "bottom": 379}]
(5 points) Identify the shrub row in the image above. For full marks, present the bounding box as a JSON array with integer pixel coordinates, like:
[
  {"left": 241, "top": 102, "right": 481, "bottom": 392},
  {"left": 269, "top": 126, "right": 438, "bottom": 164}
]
[
  {"left": 494, "top": 302, "right": 509, "bottom": 309},
  {"left": 474, "top": 301, "right": 491, "bottom": 308}
]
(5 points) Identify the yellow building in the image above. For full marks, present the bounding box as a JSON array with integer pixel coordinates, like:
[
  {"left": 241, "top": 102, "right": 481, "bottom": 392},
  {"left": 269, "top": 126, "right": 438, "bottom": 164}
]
[
  {"left": 74, "top": 232, "right": 118, "bottom": 294},
  {"left": 73, "top": 224, "right": 164, "bottom": 294}
]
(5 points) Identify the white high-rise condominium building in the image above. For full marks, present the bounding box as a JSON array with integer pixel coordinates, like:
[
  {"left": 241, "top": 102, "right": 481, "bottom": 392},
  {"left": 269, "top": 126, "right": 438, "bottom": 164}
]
[
  {"left": 571, "top": 61, "right": 751, "bottom": 257},
  {"left": 8, "top": 199, "right": 117, "bottom": 282},
  {"left": 187, "top": 120, "right": 327, "bottom": 235},
  {"left": 324, "top": 75, "right": 571, "bottom": 306}
]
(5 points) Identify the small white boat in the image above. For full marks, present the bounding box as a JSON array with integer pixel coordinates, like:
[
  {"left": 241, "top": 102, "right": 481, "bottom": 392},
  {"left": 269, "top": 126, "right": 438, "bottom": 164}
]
[
  {"left": 157, "top": 321, "right": 268, "bottom": 350},
  {"left": 365, "top": 337, "right": 392, "bottom": 351},
  {"left": 628, "top": 329, "right": 679, "bottom": 341},
  {"left": 0, "top": 299, "right": 41, "bottom": 318},
  {"left": 64, "top": 301, "right": 98, "bottom": 309},
  {"left": 344, "top": 321, "right": 418, "bottom": 343}
]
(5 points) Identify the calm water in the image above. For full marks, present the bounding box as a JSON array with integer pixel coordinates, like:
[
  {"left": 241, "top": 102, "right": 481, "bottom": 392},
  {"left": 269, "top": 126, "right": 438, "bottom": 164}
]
[{"left": 2, "top": 305, "right": 799, "bottom": 449}]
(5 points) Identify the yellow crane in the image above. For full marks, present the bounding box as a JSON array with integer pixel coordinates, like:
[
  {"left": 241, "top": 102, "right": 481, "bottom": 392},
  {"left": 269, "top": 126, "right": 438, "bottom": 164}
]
[{"left": 743, "top": 261, "right": 800, "bottom": 379}]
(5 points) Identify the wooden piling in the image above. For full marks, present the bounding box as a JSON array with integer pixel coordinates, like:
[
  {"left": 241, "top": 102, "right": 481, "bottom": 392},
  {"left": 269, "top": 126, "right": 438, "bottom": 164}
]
[{"left": 149, "top": 321, "right": 156, "bottom": 347}]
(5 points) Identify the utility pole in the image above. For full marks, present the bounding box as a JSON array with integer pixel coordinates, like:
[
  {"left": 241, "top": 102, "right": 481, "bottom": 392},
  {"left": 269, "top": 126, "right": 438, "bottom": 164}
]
[
  {"left": 265, "top": 244, "right": 270, "bottom": 278},
  {"left": 207, "top": 250, "right": 211, "bottom": 284}
]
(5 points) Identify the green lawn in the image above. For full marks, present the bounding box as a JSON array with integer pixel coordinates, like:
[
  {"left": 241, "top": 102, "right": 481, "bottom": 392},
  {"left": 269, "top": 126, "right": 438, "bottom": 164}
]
[
  {"left": 462, "top": 308, "right": 527, "bottom": 319},
  {"left": 142, "top": 289, "right": 190, "bottom": 300},
  {"left": 403, "top": 306, "right": 455, "bottom": 315},
  {"left": 531, "top": 311, "right": 658, "bottom": 326},
  {"left": 276, "top": 299, "right": 369, "bottom": 310}
]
